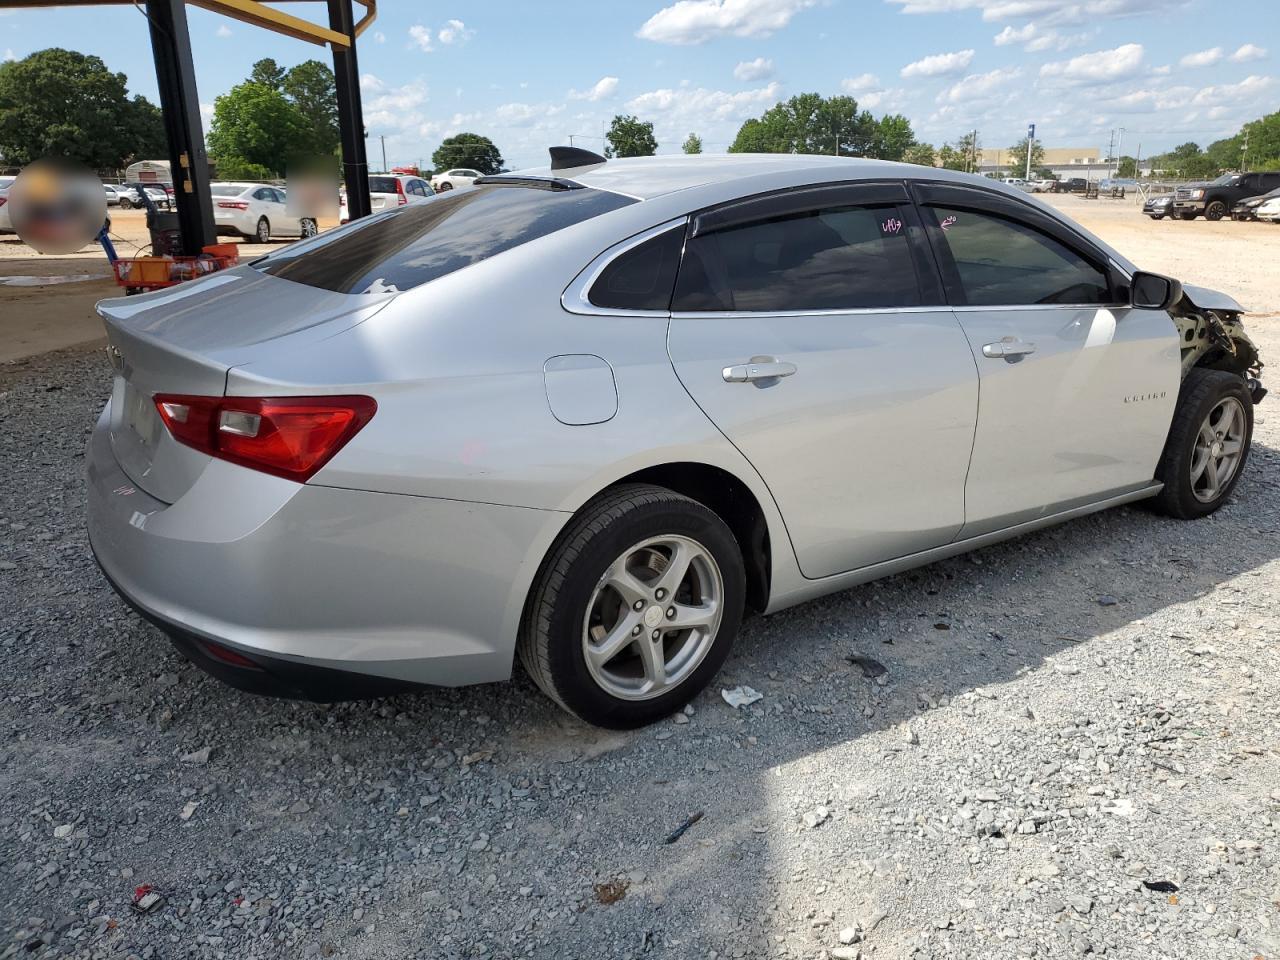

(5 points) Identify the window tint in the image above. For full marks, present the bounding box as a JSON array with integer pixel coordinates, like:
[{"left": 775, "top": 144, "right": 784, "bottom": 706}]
[
  {"left": 927, "top": 206, "right": 1111, "bottom": 306},
  {"left": 211, "top": 184, "right": 245, "bottom": 197},
  {"left": 588, "top": 226, "right": 684, "bottom": 311},
  {"left": 253, "top": 188, "right": 274, "bottom": 201},
  {"left": 672, "top": 204, "right": 921, "bottom": 312},
  {"left": 368, "top": 176, "right": 398, "bottom": 195},
  {"left": 255, "top": 183, "right": 635, "bottom": 294}
]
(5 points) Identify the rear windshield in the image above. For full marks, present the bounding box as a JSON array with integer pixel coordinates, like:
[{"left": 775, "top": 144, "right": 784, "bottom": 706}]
[
  {"left": 210, "top": 184, "right": 246, "bottom": 197},
  {"left": 368, "top": 176, "right": 399, "bottom": 194},
  {"left": 254, "top": 183, "right": 636, "bottom": 294}
]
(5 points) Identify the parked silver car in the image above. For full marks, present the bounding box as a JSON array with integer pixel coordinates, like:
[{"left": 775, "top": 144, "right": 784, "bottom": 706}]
[{"left": 87, "top": 150, "right": 1265, "bottom": 728}]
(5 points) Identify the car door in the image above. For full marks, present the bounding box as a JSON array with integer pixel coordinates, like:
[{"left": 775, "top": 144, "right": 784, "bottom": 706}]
[
  {"left": 665, "top": 182, "right": 980, "bottom": 579},
  {"left": 912, "top": 182, "right": 1180, "bottom": 538},
  {"left": 268, "top": 187, "right": 301, "bottom": 236}
]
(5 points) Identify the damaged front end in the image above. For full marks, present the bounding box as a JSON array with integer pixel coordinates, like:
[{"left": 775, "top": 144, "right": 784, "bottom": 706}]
[{"left": 1171, "top": 284, "right": 1266, "bottom": 404}]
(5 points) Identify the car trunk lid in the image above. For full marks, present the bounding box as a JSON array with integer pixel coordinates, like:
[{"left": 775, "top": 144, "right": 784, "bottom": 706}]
[{"left": 97, "top": 266, "right": 394, "bottom": 503}]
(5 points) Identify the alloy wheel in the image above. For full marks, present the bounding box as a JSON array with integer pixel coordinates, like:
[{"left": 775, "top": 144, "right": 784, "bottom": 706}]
[
  {"left": 1191, "top": 397, "right": 1246, "bottom": 503},
  {"left": 582, "top": 535, "right": 724, "bottom": 701},
  {"left": 256, "top": 218, "right": 270, "bottom": 242},
  {"left": 301, "top": 219, "right": 317, "bottom": 238}
]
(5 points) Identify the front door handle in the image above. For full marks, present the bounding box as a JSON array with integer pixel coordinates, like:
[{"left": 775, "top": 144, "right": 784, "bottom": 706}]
[
  {"left": 722, "top": 356, "right": 798, "bottom": 383},
  {"left": 982, "top": 339, "right": 1037, "bottom": 361}
]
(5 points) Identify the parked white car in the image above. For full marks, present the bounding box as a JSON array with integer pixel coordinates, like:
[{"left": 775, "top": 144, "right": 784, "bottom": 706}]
[
  {"left": 212, "top": 182, "right": 317, "bottom": 242},
  {"left": 338, "top": 174, "right": 434, "bottom": 222},
  {"left": 1001, "top": 177, "right": 1036, "bottom": 193},
  {"left": 431, "top": 168, "right": 484, "bottom": 192},
  {"left": 0, "top": 176, "right": 13, "bottom": 233},
  {"left": 1257, "top": 196, "right": 1280, "bottom": 223},
  {"left": 1030, "top": 179, "right": 1057, "bottom": 193},
  {"left": 103, "top": 184, "right": 124, "bottom": 206},
  {"left": 118, "top": 185, "right": 173, "bottom": 211}
]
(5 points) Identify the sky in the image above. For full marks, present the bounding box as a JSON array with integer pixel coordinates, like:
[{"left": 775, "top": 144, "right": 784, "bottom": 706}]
[{"left": 0, "top": 0, "right": 1274, "bottom": 170}]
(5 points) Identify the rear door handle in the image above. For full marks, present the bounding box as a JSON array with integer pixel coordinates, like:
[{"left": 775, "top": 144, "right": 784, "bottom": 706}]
[
  {"left": 982, "top": 339, "right": 1037, "bottom": 361},
  {"left": 722, "top": 357, "right": 798, "bottom": 383}
]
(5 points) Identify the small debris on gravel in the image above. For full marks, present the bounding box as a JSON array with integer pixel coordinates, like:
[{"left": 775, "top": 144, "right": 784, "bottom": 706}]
[{"left": 721, "top": 684, "right": 763, "bottom": 707}]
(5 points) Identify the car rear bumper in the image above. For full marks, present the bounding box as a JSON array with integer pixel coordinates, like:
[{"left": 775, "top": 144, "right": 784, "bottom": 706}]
[{"left": 86, "top": 401, "right": 559, "bottom": 699}]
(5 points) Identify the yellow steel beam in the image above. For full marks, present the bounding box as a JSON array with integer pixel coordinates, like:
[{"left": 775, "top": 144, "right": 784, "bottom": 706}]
[
  {"left": 188, "top": 0, "right": 348, "bottom": 46},
  {"left": 0, "top": 0, "right": 377, "bottom": 49}
]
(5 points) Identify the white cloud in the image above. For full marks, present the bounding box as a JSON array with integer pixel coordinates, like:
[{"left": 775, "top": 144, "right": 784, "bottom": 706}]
[
  {"left": 437, "top": 19, "right": 474, "bottom": 45},
  {"left": 888, "top": 0, "right": 1179, "bottom": 25},
  {"left": 408, "top": 24, "right": 434, "bottom": 52},
  {"left": 373, "top": 31, "right": 386, "bottom": 43},
  {"left": 1229, "top": 43, "right": 1267, "bottom": 63},
  {"left": 901, "top": 49, "right": 974, "bottom": 78},
  {"left": 362, "top": 77, "right": 430, "bottom": 130},
  {"left": 993, "top": 24, "right": 1034, "bottom": 45},
  {"left": 841, "top": 73, "right": 880, "bottom": 93},
  {"left": 936, "top": 66, "right": 1021, "bottom": 103},
  {"left": 2, "top": 49, "right": 15, "bottom": 62},
  {"left": 215, "top": 24, "right": 231, "bottom": 38},
  {"left": 199, "top": 102, "right": 214, "bottom": 125},
  {"left": 733, "top": 57, "right": 774, "bottom": 82},
  {"left": 1191, "top": 74, "right": 1273, "bottom": 106},
  {"left": 626, "top": 81, "right": 782, "bottom": 137},
  {"left": 636, "top": 0, "right": 817, "bottom": 45},
  {"left": 569, "top": 76, "right": 620, "bottom": 101},
  {"left": 1040, "top": 43, "right": 1144, "bottom": 84},
  {"left": 493, "top": 101, "right": 566, "bottom": 126},
  {"left": 1179, "top": 47, "right": 1222, "bottom": 68}
]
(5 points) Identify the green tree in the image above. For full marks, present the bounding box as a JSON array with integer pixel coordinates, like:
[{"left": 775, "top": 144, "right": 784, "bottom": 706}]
[
  {"left": 431, "top": 133, "right": 503, "bottom": 174},
  {"left": 282, "top": 59, "right": 338, "bottom": 156},
  {"left": 0, "top": 48, "right": 164, "bottom": 169},
  {"left": 250, "top": 58, "right": 286, "bottom": 91},
  {"left": 903, "top": 142, "right": 936, "bottom": 167},
  {"left": 605, "top": 115, "right": 657, "bottom": 158},
  {"left": 1116, "top": 156, "right": 1137, "bottom": 177},
  {"left": 206, "top": 81, "right": 311, "bottom": 178},
  {"left": 728, "top": 94, "right": 917, "bottom": 159},
  {"left": 953, "top": 131, "right": 981, "bottom": 172},
  {"left": 1006, "top": 136, "right": 1045, "bottom": 178},
  {"left": 682, "top": 132, "right": 703, "bottom": 154},
  {"left": 213, "top": 156, "right": 274, "bottom": 180},
  {"left": 937, "top": 144, "right": 965, "bottom": 171}
]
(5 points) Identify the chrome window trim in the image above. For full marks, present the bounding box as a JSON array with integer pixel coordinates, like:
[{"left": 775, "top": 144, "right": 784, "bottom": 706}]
[
  {"left": 561, "top": 217, "right": 689, "bottom": 317},
  {"left": 950, "top": 302, "right": 1129, "bottom": 313},
  {"left": 670, "top": 305, "right": 951, "bottom": 320}
]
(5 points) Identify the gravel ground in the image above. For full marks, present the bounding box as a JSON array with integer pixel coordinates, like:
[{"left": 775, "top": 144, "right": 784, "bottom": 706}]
[{"left": 3, "top": 227, "right": 1280, "bottom": 960}]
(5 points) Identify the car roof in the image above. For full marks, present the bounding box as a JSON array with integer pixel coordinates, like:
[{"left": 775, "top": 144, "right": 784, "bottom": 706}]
[{"left": 212, "top": 182, "right": 267, "bottom": 190}]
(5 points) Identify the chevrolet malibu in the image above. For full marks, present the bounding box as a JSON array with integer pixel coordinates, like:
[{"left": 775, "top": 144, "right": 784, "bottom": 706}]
[{"left": 88, "top": 150, "right": 1266, "bottom": 728}]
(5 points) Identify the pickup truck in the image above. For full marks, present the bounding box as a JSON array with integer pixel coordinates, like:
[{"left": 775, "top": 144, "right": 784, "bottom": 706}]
[{"left": 1172, "top": 171, "right": 1280, "bottom": 221}]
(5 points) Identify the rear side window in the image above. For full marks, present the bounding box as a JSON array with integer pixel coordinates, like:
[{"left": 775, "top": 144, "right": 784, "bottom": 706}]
[
  {"left": 255, "top": 184, "right": 636, "bottom": 294},
  {"left": 672, "top": 204, "right": 922, "bottom": 312},
  {"left": 926, "top": 206, "right": 1111, "bottom": 306},
  {"left": 368, "top": 176, "right": 398, "bottom": 194},
  {"left": 588, "top": 226, "right": 684, "bottom": 311}
]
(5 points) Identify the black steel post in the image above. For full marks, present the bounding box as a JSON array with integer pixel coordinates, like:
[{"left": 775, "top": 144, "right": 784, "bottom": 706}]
[
  {"left": 145, "top": 0, "right": 215, "bottom": 255},
  {"left": 328, "top": 0, "right": 371, "bottom": 219}
]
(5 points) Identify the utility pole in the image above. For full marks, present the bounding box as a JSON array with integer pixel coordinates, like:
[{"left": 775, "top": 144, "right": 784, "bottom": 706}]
[
  {"left": 1241, "top": 127, "right": 1250, "bottom": 170},
  {"left": 569, "top": 134, "right": 575, "bottom": 146},
  {"left": 379, "top": 135, "right": 387, "bottom": 174},
  {"left": 1116, "top": 127, "right": 1125, "bottom": 178},
  {"left": 1025, "top": 122, "right": 1035, "bottom": 181},
  {"left": 1134, "top": 142, "right": 1142, "bottom": 179},
  {"left": 1106, "top": 129, "right": 1115, "bottom": 181}
]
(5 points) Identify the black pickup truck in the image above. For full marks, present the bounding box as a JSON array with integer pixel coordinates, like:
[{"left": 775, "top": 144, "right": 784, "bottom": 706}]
[{"left": 1171, "top": 171, "right": 1280, "bottom": 221}]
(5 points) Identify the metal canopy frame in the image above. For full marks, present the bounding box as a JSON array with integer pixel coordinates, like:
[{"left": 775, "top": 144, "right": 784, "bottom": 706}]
[{"left": 3, "top": 0, "right": 375, "bottom": 254}]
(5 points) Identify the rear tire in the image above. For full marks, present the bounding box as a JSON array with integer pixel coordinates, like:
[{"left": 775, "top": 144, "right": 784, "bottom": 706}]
[
  {"left": 255, "top": 217, "right": 271, "bottom": 243},
  {"left": 518, "top": 484, "right": 746, "bottom": 729},
  {"left": 300, "top": 218, "right": 317, "bottom": 238},
  {"left": 438, "top": 181, "right": 453, "bottom": 191},
  {"left": 120, "top": 198, "right": 133, "bottom": 210},
  {"left": 1152, "top": 369, "right": 1253, "bottom": 519}
]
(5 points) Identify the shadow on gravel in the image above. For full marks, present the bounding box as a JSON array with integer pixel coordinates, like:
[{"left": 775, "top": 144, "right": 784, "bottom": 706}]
[{"left": 2, "top": 347, "right": 1278, "bottom": 958}]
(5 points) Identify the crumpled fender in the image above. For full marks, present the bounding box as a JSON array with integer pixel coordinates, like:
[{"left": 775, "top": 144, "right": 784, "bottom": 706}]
[{"left": 1179, "top": 283, "right": 1247, "bottom": 314}]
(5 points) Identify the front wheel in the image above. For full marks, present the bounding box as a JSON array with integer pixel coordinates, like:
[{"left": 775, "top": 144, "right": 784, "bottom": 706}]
[
  {"left": 120, "top": 198, "right": 133, "bottom": 210},
  {"left": 1205, "top": 200, "right": 1228, "bottom": 221},
  {"left": 1177, "top": 212, "right": 1198, "bottom": 221},
  {"left": 1152, "top": 369, "right": 1253, "bottom": 519},
  {"left": 519, "top": 485, "right": 746, "bottom": 728},
  {"left": 255, "top": 217, "right": 271, "bottom": 243}
]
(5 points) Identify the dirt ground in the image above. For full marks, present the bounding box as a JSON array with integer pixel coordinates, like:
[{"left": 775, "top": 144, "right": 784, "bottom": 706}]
[{"left": 1, "top": 195, "right": 1278, "bottom": 364}]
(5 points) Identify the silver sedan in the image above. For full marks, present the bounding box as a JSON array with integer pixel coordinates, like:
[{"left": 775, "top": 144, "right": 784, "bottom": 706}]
[{"left": 87, "top": 150, "right": 1265, "bottom": 728}]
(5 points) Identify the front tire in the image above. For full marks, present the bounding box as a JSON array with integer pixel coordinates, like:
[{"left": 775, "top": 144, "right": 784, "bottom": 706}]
[
  {"left": 255, "top": 217, "right": 271, "bottom": 243},
  {"left": 519, "top": 484, "right": 746, "bottom": 728},
  {"left": 1178, "top": 212, "right": 1198, "bottom": 221},
  {"left": 1152, "top": 369, "right": 1253, "bottom": 519},
  {"left": 1204, "top": 200, "right": 1228, "bottom": 221}
]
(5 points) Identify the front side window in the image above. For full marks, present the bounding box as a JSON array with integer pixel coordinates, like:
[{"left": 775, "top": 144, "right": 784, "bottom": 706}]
[
  {"left": 672, "top": 203, "right": 922, "bottom": 312},
  {"left": 255, "top": 183, "right": 635, "bottom": 294},
  {"left": 926, "top": 206, "right": 1111, "bottom": 306}
]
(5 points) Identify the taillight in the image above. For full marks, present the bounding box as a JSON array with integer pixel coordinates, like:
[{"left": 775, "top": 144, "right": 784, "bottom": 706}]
[
  {"left": 217, "top": 201, "right": 249, "bottom": 210},
  {"left": 396, "top": 181, "right": 407, "bottom": 205},
  {"left": 153, "top": 394, "right": 376, "bottom": 482},
  {"left": 0, "top": 197, "right": 6, "bottom": 208}
]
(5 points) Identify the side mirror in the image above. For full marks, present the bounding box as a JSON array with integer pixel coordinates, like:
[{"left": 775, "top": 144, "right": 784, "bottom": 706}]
[{"left": 1130, "top": 271, "right": 1182, "bottom": 311}]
